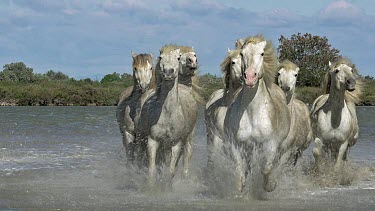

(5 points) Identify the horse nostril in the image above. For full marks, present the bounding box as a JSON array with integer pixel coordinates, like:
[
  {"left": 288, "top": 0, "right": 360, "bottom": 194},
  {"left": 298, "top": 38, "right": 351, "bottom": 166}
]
[
  {"left": 254, "top": 72, "right": 257, "bottom": 76},
  {"left": 165, "top": 68, "right": 174, "bottom": 75},
  {"left": 188, "top": 58, "right": 193, "bottom": 62},
  {"left": 243, "top": 72, "right": 247, "bottom": 79}
]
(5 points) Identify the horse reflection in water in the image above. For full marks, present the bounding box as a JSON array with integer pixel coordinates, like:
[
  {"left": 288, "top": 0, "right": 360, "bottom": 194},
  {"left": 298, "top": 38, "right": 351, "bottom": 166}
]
[
  {"left": 224, "top": 35, "right": 290, "bottom": 193},
  {"left": 136, "top": 49, "right": 198, "bottom": 186},
  {"left": 276, "top": 60, "right": 313, "bottom": 166},
  {"left": 311, "top": 58, "right": 361, "bottom": 173},
  {"left": 116, "top": 52, "right": 156, "bottom": 162}
]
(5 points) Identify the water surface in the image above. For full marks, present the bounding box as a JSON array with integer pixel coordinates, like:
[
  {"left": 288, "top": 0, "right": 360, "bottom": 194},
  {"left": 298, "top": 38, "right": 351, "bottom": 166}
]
[{"left": 0, "top": 106, "right": 374, "bottom": 210}]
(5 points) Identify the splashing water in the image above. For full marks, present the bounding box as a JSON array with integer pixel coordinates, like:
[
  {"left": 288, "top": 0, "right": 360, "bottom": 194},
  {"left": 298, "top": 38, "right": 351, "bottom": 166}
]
[{"left": 0, "top": 106, "right": 374, "bottom": 210}]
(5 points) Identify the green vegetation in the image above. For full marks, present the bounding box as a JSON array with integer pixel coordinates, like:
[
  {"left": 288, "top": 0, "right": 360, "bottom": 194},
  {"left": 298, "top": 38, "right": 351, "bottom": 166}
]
[
  {"left": 0, "top": 62, "right": 133, "bottom": 106},
  {"left": 0, "top": 33, "right": 374, "bottom": 106},
  {"left": 278, "top": 33, "right": 341, "bottom": 87}
]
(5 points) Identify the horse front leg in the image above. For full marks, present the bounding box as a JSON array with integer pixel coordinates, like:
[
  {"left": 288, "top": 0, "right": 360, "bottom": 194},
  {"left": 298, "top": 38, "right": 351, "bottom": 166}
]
[
  {"left": 334, "top": 140, "right": 349, "bottom": 172},
  {"left": 313, "top": 137, "right": 324, "bottom": 173},
  {"left": 183, "top": 128, "right": 194, "bottom": 176},
  {"left": 124, "top": 131, "right": 135, "bottom": 162},
  {"left": 231, "top": 144, "right": 245, "bottom": 193},
  {"left": 170, "top": 141, "right": 182, "bottom": 182},
  {"left": 207, "top": 133, "right": 224, "bottom": 175},
  {"left": 261, "top": 141, "right": 278, "bottom": 192},
  {"left": 147, "top": 137, "right": 159, "bottom": 187}
]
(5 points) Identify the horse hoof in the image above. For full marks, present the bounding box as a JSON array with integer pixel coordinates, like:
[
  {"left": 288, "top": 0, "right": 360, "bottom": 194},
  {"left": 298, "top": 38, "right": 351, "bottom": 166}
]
[{"left": 264, "top": 180, "right": 277, "bottom": 192}]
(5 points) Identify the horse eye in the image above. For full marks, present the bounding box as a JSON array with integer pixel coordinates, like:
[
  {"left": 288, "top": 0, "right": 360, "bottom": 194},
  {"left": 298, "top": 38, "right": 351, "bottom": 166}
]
[
  {"left": 335, "top": 69, "right": 339, "bottom": 73},
  {"left": 231, "top": 61, "right": 235, "bottom": 65},
  {"left": 294, "top": 74, "right": 298, "bottom": 77},
  {"left": 178, "top": 57, "right": 180, "bottom": 61},
  {"left": 134, "top": 67, "right": 137, "bottom": 71},
  {"left": 261, "top": 53, "right": 264, "bottom": 56},
  {"left": 277, "top": 72, "right": 281, "bottom": 76}
]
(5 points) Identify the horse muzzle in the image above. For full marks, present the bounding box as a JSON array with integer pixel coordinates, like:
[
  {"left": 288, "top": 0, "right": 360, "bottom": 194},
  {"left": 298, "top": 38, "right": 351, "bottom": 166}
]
[
  {"left": 345, "top": 78, "right": 356, "bottom": 92},
  {"left": 281, "top": 86, "right": 291, "bottom": 92},
  {"left": 243, "top": 69, "right": 258, "bottom": 88},
  {"left": 162, "top": 68, "right": 177, "bottom": 80}
]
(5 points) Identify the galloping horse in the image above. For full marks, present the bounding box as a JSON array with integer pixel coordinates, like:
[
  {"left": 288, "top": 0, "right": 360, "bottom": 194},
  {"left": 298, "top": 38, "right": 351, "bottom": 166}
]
[
  {"left": 224, "top": 35, "right": 290, "bottom": 192},
  {"left": 276, "top": 60, "right": 313, "bottom": 166},
  {"left": 136, "top": 49, "right": 198, "bottom": 185},
  {"left": 116, "top": 52, "right": 156, "bottom": 162},
  {"left": 205, "top": 48, "right": 242, "bottom": 172},
  {"left": 311, "top": 58, "right": 361, "bottom": 172},
  {"left": 157, "top": 45, "right": 202, "bottom": 174}
]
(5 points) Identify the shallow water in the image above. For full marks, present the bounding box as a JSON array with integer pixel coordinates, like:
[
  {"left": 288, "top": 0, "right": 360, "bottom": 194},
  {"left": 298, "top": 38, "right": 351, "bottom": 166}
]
[{"left": 0, "top": 106, "right": 374, "bottom": 210}]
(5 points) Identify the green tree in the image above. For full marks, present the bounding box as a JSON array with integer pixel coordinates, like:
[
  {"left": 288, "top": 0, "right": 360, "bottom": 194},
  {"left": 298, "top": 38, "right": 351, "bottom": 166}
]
[
  {"left": 278, "top": 33, "right": 341, "bottom": 87},
  {"left": 121, "top": 73, "right": 133, "bottom": 87},
  {"left": 0, "top": 62, "right": 35, "bottom": 82},
  {"left": 100, "top": 72, "right": 121, "bottom": 84},
  {"left": 45, "top": 70, "right": 69, "bottom": 80}
]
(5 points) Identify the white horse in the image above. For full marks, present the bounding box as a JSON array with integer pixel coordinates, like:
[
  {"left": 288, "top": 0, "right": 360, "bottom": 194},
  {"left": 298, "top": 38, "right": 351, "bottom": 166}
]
[
  {"left": 116, "top": 52, "right": 156, "bottom": 162},
  {"left": 276, "top": 60, "right": 313, "bottom": 166},
  {"left": 136, "top": 49, "right": 198, "bottom": 185},
  {"left": 205, "top": 48, "right": 242, "bottom": 172},
  {"left": 311, "top": 58, "right": 361, "bottom": 172},
  {"left": 224, "top": 35, "right": 290, "bottom": 192}
]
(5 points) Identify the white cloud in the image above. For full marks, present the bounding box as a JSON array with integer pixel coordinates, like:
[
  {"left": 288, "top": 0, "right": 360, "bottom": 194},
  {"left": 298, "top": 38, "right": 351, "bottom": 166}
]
[
  {"left": 0, "top": 0, "right": 374, "bottom": 77},
  {"left": 317, "top": 0, "right": 369, "bottom": 26},
  {"left": 255, "top": 8, "right": 306, "bottom": 28}
]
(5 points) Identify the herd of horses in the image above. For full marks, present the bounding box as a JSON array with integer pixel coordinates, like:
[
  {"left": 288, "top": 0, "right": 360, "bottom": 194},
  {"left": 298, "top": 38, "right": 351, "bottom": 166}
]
[{"left": 116, "top": 35, "right": 361, "bottom": 194}]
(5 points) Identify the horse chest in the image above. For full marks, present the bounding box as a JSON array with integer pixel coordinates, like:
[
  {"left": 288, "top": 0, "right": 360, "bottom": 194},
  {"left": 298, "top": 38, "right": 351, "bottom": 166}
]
[
  {"left": 150, "top": 105, "right": 185, "bottom": 141},
  {"left": 318, "top": 108, "right": 355, "bottom": 141},
  {"left": 236, "top": 109, "right": 273, "bottom": 143}
]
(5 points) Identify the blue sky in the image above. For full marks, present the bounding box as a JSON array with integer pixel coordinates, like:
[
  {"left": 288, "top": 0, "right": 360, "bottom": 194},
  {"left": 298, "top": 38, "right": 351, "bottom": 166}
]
[{"left": 0, "top": 0, "right": 374, "bottom": 79}]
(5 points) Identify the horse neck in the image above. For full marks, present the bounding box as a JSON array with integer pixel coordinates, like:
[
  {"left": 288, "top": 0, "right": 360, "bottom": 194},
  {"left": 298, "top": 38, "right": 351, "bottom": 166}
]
[
  {"left": 224, "top": 79, "right": 241, "bottom": 104},
  {"left": 178, "top": 66, "right": 193, "bottom": 87},
  {"left": 327, "top": 84, "right": 346, "bottom": 110},
  {"left": 325, "top": 84, "right": 349, "bottom": 128},
  {"left": 157, "top": 77, "right": 179, "bottom": 104},
  {"left": 130, "top": 74, "right": 142, "bottom": 96},
  {"left": 285, "top": 88, "right": 295, "bottom": 104},
  {"left": 240, "top": 78, "right": 268, "bottom": 108}
]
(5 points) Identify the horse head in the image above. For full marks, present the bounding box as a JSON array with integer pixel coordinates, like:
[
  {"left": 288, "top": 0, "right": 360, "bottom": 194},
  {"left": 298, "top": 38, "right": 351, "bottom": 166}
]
[
  {"left": 277, "top": 60, "right": 299, "bottom": 94},
  {"left": 131, "top": 52, "right": 154, "bottom": 93},
  {"left": 240, "top": 40, "right": 267, "bottom": 88},
  {"left": 179, "top": 51, "right": 198, "bottom": 76},
  {"left": 229, "top": 50, "right": 242, "bottom": 83},
  {"left": 329, "top": 60, "right": 356, "bottom": 92},
  {"left": 158, "top": 49, "right": 181, "bottom": 81}
]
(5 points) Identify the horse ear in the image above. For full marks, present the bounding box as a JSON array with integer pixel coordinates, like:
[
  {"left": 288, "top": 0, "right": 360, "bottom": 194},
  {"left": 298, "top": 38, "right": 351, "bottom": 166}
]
[
  {"left": 236, "top": 38, "right": 244, "bottom": 48},
  {"left": 227, "top": 48, "right": 231, "bottom": 53},
  {"left": 191, "top": 46, "right": 194, "bottom": 50},
  {"left": 131, "top": 51, "right": 137, "bottom": 59},
  {"left": 150, "top": 53, "right": 153, "bottom": 58},
  {"left": 259, "top": 41, "right": 267, "bottom": 49},
  {"left": 328, "top": 61, "right": 332, "bottom": 68},
  {"left": 296, "top": 67, "right": 300, "bottom": 72}
]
